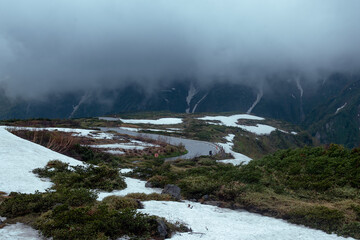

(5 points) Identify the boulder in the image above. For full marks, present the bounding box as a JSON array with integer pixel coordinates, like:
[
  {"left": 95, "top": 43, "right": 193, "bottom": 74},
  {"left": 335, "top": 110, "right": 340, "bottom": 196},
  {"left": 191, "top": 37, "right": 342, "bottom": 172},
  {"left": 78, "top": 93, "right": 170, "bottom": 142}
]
[
  {"left": 156, "top": 219, "right": 168, "bottom": 238},
  {"left": 202, "top": 194, "right": 210, "bottom": 201},
  {"left": 161, "top": 184, "right": 181, "bottom": 200},
  {"left": 145, "top": 181, "right": 153, "bottom": 188}
]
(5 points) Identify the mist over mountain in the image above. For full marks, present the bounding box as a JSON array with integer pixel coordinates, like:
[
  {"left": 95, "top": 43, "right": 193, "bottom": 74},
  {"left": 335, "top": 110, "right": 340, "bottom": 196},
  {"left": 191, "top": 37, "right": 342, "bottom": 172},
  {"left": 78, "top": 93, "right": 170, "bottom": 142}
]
[
  {"left": 1, "top": 1, "right": 360, "bottom": 148},
  {"left": 1, "top": 0, "right": 360, "bottom": 100}
]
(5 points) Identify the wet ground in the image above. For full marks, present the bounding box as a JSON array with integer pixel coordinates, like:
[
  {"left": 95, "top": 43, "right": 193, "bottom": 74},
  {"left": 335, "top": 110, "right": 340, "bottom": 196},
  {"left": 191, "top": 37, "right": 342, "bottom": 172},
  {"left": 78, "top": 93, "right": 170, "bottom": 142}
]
[{"left": 100, "top": 127, "right": 219, "bottom": 160}]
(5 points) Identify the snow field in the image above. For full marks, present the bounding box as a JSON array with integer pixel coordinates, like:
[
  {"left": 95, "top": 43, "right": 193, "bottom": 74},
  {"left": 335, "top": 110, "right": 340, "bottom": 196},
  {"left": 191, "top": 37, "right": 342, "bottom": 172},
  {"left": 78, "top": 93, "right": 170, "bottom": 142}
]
[
  {"left": 140, "top": 201, "right": 353, "bottom": 240},
  {"left": 0, "top": 126, "right": 83, "bottom": 194}
]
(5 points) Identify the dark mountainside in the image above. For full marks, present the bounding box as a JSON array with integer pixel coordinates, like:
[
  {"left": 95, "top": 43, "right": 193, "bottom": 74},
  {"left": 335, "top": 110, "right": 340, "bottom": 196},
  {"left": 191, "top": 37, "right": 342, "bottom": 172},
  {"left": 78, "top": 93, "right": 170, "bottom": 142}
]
[{"left": 1, "top": 73, "right": 360, "bottom": 147}]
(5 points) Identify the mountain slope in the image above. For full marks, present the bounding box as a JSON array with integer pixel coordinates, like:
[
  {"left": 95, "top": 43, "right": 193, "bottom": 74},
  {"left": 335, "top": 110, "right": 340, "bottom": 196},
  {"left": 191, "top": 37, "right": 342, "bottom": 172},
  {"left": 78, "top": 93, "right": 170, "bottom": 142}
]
[{"left": 2, "top": 73, "right": 360, "bottom": 147}]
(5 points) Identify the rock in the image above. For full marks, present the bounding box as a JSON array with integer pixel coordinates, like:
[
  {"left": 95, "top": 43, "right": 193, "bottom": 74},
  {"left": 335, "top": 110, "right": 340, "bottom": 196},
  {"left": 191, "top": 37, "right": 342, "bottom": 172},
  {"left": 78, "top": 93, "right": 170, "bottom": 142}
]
[
  {"left": 203, "top": 201, "right": 222, "bottom": 207},
  {"left": 156, "top": 219, "right": 168, "bottom": 239},
  {"left": 135, "top": 199, "right": 144, "bottom": 209},
  {"left": 202, "top": 194, "right": 210, "bottom": 201},
  {"left": 161, "top": 184, "right": 181, "bottom": 200},
  {"left": 0, "top": 217, "right": 5, "bottom": 227},
  {"left": 145, "top": 181, "right": 153, "bottom": 188}
]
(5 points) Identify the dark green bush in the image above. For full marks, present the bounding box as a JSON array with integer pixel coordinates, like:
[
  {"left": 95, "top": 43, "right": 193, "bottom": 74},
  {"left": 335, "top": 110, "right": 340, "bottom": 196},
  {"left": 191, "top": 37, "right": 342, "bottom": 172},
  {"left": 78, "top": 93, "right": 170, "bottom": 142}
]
[
  {"left": 0, "top": 188, "right": 97, "bottom": 218},
  {"left": 238, "top": 144, "right": 360, "bottom": 191},
  {"left": 125, "top": 193, "right": 173, "bottom": 201},
  {"left": 101, "top": 196, "right": 140, "bottom": 210},
  {"left": 288, "top": 206, "right": 345, "bottom": 233},
  {"left": 36, "top": 204, "right": 160, "bottom": 240},
  {"left": 33, "top": 161, "right": 126, "bottom": 191},
  {"left": 339, "top": 222, "right": 360, "bottom": 239},
  {"left": 178, "top": 176, "right": 221, "bottom": 199}
]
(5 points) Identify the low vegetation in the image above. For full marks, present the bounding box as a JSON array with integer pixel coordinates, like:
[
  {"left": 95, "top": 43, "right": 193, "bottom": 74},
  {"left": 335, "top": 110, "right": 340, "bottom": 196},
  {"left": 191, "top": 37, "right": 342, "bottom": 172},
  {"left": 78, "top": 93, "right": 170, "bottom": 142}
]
[
  {"left": 0, "top": 189, "right": 183, "bottom": 239},
  {"left": 130, "top": 144, "right": 360, "bottom": 239},
  {"left": 33, "top": 160, "right": 126, "bottom": 191},
  {"left": 0, "top": 160, "right": 188, "bottom": 239}
]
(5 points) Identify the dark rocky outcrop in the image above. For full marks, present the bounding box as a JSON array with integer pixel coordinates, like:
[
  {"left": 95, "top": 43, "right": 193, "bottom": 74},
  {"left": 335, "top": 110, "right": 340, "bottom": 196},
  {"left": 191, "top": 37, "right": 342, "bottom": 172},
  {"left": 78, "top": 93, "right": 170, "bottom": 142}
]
[
  {"left": 162, "top": 184, "right": 181, "bottom": 200},
  {"left": 156, "top": 219, "right": 168, "bottom": 239}
]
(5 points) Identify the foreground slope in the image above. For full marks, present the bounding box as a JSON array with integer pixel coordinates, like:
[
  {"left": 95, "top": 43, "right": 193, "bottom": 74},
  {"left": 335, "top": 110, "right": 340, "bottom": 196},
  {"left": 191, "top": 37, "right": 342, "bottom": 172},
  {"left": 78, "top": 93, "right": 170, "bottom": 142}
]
[
  {"left": 0, "top": 127, "right": 355, "bottom": 239},
  {"left": 0, "top": 126, "right": 83, "bottom": 194}
]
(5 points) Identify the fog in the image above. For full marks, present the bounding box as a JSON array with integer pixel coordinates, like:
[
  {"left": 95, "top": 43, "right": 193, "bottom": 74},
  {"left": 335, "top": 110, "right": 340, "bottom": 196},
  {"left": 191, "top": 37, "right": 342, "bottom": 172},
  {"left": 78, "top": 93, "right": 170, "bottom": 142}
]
[{"left": 0, "top": 0, "right": 360, "bottom": 99}]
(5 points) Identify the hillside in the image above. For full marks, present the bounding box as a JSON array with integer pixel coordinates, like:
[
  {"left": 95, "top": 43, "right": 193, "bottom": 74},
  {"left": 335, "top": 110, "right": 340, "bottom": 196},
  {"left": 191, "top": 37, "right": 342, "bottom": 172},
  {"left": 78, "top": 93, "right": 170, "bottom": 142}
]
[
  {"left": 1, "top": 73, "right": 360, "bottom": 148},
  {"left": 0, "top": 118, "right": 357, "bottom": 239}
]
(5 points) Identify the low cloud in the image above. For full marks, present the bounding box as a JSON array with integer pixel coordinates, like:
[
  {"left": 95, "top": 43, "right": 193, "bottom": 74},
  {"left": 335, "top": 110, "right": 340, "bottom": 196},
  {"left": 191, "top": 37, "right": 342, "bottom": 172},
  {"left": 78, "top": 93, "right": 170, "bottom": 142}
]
[{"left": 0, "top": 0, "right": 359, "bottom": 99}]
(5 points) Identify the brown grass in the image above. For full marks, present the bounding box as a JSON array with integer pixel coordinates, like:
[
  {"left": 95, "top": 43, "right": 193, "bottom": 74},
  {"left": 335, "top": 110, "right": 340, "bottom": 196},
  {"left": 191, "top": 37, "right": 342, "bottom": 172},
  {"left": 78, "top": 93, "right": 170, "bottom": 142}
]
[{"left": 10, "top": 130, "right": 79, "bottom": 155}]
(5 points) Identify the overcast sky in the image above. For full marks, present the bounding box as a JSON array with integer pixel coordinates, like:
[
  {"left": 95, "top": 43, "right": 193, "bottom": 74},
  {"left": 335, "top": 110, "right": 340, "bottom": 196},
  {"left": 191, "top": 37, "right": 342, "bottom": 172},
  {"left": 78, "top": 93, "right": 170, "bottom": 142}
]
[{"left": 0, "top": 0, "right": 360, "bottom": 99}]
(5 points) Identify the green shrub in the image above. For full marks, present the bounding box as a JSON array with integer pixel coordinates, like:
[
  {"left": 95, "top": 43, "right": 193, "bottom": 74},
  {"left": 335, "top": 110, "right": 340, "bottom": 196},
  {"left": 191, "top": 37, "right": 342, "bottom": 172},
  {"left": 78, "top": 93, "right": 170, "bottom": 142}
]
[
  {"left": 0, "top": 188, "right": 97, "bottom": 218},
  {"left": 178, "top": 176, "right": 221, "bottom": 199},
  {"left": 147, "top": 175, "right": 170, "bottom": 188},
  {"left": 351, "top": 204, "right": 360, "bottom": 221},
  {"left": 101, "top": 196, "right": 140, "bottom": 210},
  {"left": 238, "top": 145, "right": 360, "bottom": 191},
  {"left": 197, "top": 158, "right": 217, "bottom": 166},
  {"left": 339, "top": 222, "right": 360, "bottom": 239},
  {"left": 33, "top": 161, "right": 126, "bottom": 191},
  {"left": 0, "top": 192, "right": 55, "bottom": 218},
  {"left": 36, "top": 204, "right": 162, "bottom": 240},
  {"left": 125, "top": 193, "right": 173, "bottom": 201},
  {"left": 288, "top": 206, "right": 345, "bottom": 233},
  {"left": 216, "top": 182, "right": 247, "bottom": 201}
]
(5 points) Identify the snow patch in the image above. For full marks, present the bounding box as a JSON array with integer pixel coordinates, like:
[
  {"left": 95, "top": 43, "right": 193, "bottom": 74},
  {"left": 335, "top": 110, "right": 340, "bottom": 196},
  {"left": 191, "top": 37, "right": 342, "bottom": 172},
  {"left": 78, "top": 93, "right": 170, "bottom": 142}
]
[
  {"left": 186, "top": 83, "right": 198, "bottom": 113},
  {"left": 120, "top": 126, "right": 180, "bottom": 133},
  {"left": 105, "top": 150, "right": 125, "bottom": 155},
  {"left": 197, "top": 114, "right": 279, "bottom": 135},
  {"left": 192, "top": 93, "right": 208, "bottom": 113},
  {"left": 102, "top": 117, "right": 183, "bottom": 125},
  {"left": 140, "top": 201, "right": 352, "bottom": 240},
  {"left": 120, "top": 127, "right": 140, "bottom": 132},
  {"left": 217, "top": 134, "right": 252, "bottom": 165},
  {"left": 335, "top": 103, "right": 347, "bottom": 114},
  {"left": 69, "top": 92, "right": 90, "bottom": 118},
  {"left": 238, "top": 124, "right": 277, "bottom": 135},
  {"left": 198, "top": 114, "right": 265, "bottom": 127},
  {"left": 89, "top": 141, "right": 158, "bottom": 150},
  {"left": 0, "top": 223, "right": 45, "bottom": 240},
  {"left": 6, "top": 126, "right": 114, "bottom": 139},
  {"left": 247, "top": 89, "right": 263, "bottom": 114},
  {"left": 142, "top": 128, "right": 177, "bottom": 133},
  {"left": 97, "top": 177, "right": 162, "bottom": 201},
  {"left": 295, "top": 76, "right": 304, "bottom": 98},
  {"left": 119, "top": 117, "right": 183, "bottom": 125}
]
